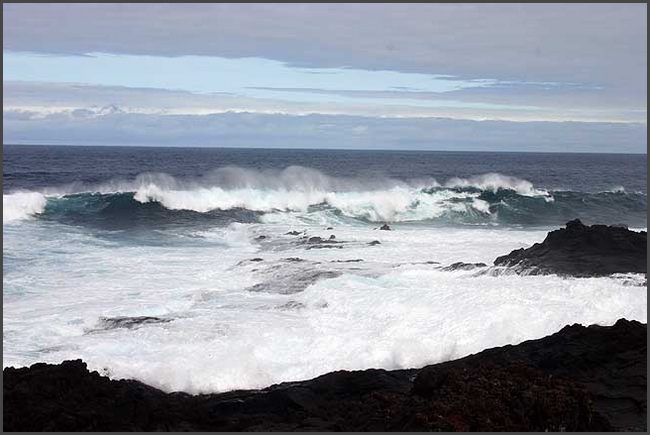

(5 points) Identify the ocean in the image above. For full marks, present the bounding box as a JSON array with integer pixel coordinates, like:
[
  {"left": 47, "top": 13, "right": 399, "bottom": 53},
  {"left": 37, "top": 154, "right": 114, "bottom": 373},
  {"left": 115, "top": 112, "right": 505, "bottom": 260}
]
[{"left": 2, "top": 145, "right": 647, "bottom": 393}]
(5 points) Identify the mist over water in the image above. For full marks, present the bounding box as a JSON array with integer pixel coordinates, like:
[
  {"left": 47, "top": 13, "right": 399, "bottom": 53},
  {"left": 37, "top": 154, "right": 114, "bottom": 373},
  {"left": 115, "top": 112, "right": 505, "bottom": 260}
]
[{"left": 3, "top": 146, "right": 647, "bottom": 392}]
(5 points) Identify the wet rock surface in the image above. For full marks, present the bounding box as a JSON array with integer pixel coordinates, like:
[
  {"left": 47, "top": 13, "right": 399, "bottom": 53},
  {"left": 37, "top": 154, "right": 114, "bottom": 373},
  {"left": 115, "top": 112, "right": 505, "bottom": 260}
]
[
  {"left": 92, "top": 316, "right": 173, "bottom": 331},
  {"left": 442, "top": 262, "right": 488, "bottom": 271},
  {"left": 494, "top": 219, "right": 647, "bottom": 277},
  {"left": 4, "top": 319, "right": 645, "bottom": 431}
]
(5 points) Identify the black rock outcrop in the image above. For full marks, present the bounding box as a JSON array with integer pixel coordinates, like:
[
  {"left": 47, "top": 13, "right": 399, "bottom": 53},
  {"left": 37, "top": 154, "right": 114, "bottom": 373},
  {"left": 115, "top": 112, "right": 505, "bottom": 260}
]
[
  {"left": 442, "top": 262, "right": 488, "bottom": 272},
  {"left": 494, "top": 219, "right": 647, "bottom": 277},
  {"left": 4, "top": 319, "right": 645, "bottom": 431}
]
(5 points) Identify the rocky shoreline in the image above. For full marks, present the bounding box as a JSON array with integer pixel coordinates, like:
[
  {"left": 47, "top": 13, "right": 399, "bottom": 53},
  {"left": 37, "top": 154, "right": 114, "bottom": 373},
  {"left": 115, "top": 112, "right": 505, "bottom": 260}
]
[
  {"left": 3, "top": 319, "right": 646, "bottom": 431},
  {"left": 494, "top": 219, "right": 647, "bottom": 277},
  {"left": 4, "top": 220, "right": 647, "bottom": 431}
]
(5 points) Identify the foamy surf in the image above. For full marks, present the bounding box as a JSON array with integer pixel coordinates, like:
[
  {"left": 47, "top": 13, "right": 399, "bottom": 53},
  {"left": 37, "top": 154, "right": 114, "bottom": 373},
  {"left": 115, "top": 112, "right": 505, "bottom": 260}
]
[
  {"left": 3, "top": 222, "right": 646, "bottom": 393},
  {"left": 3, "top": 161, "right": 647, "bottom": 394},
  {"left": 3, "top": 168, "right": 645, "bottom": 227},
  {"left": 3, "top": 192, "right": 48, "bottom": 223}
]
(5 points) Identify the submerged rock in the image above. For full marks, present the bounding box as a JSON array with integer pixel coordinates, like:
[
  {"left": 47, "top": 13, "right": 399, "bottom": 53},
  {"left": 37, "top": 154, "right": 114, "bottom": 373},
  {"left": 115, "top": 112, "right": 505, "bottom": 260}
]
[
  {"left": 4, "top": 319, "right": 644, "bottom": 431},
  {"left": 368, "top": 240, "right": 381, "bottom": 246},
  {"left": 285, "top": 230, "right": 302, "bottom": 236},
  {"left": 247, "top": 269, "right": 342, "bottom": 294},
  {"left": 494, "top": 219, "right": 647, "bottom": 277},
  {"left": 283, "top": 257, "right": 306, "bottom": 262},
  {"left": 92, "top": 316, "right": 172, "bottom": 331},
  {"left": 275, "top": 301, "right": 306, "bottom": 310},
  {"left": 237, "top": 258, "right": 264, "bottom": 266},
  {"left": 304, "top": 235, "right": 343, "bottom": 249}
]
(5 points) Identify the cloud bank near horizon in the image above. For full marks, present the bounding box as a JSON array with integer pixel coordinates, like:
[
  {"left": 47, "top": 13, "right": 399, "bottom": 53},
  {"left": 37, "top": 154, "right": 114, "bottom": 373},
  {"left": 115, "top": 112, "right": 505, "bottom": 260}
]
[{"left": 3, "top": 3, "right": 647, "bottom": 151}]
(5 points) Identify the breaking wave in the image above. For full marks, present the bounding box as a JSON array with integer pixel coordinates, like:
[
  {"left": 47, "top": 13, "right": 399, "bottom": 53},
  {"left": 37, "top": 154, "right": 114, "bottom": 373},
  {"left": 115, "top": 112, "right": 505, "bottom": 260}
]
[
  {"left": 3, "top": 191, "right": 48, "bottom": 224},
  {"left": 2, "top": 167, "right": 647, "bottom": 228}
]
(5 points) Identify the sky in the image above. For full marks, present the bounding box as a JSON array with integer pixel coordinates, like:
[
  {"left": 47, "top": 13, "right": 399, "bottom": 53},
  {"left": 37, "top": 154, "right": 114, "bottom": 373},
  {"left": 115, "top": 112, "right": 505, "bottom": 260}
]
[{"left": 2, "top": 3, "right": 647, "bottom": 152}]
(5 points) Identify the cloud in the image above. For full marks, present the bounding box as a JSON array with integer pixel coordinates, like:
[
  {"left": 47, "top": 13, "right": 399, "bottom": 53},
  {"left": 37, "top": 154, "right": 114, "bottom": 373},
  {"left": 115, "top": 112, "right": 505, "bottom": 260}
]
[
  {"left": 3, "top": 4, "right": 645, "bottom": 151},
  {"left": 246, "top": 85, "right": 646, "bottom": 123},
  {"left": 4, "top": 109, "right": 646, "bottom": 154},
  {"left": 4, "top": 4, "right": 646, "bottom": 89},
  {"left": 3, "top": 81, "right": 644, "bottom": 123}
]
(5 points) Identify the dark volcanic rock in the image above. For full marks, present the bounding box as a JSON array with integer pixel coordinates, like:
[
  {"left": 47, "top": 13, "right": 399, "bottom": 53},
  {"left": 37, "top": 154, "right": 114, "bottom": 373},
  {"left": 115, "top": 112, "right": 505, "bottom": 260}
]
[
  {"left": 415, "top": 319, "right": 647, "bottom": 431},
  {"left": 93, "top": 316, "right": 172, "bottom": 331},
  {"left": 283, "top": 257, "right": 306, "bottom": 262},
  {"left": 275, "top": 301, "right": 306, "bottom": 310},
  {"left": 237, "top": 257, "right": 264, "bottom": 266},
  {"left": 304, "top": 236, "right": 343, "bottom": 250},
  {"left": 379, "top": 224, "right": 392, "bottom": 231},
  {"left": 368, "top": 240, "right": 381, "bottom": 246},
  {"left": 4, "top": 319, "right": 645, "bottom": 431},
  {"left": 494, "top": 219, "right": 647, "bottom": 277},
  {"left": 285, "top": 230, "right": 302, "bottom": 236},
  {"left": 442, "top": 262, "right": 487, "bottom": 272}
]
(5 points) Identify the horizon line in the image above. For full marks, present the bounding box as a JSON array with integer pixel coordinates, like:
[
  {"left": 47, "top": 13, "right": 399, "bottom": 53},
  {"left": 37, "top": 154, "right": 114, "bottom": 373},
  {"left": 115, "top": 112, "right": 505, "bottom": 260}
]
[{"left": 3, "top": 142, "right": 648, "bottom": 156}]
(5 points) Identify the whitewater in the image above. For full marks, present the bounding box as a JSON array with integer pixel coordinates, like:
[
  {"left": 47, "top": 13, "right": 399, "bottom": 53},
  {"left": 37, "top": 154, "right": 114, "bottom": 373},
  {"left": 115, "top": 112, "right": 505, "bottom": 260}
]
[{"left": 3, "top": 148, "right": 647, "bottom": 394}]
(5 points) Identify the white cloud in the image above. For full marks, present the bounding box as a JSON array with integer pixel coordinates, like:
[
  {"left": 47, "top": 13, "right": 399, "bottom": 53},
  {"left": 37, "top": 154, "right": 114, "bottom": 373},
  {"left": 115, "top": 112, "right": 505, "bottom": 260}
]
[
  {"left": 4, "top": 108, "right": 646, "bottom": 153},
  {"left": 4, "top": 81, "right": 644, "bottom": 123}
]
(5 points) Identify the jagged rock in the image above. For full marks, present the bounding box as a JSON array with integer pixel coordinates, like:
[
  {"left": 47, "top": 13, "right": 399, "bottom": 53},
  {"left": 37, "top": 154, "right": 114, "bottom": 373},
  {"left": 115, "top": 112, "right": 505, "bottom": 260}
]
[
  {"left": 379, "top": 224, "right": 392, "bottom": 231},
  {"left": 4, "top": 319, "right": 644, "bottom": 431},
  {"left": 494, "top": 219, "right": 647, "bottom": 277},
  {"left": 247, "top": 270, "right": 342, "bottom": 294},
  {"left": 442, "top": 262, "right": 487, "bottom": 271},
  {"left": 275, "top": 301, "right": 306, "bottom": 310},
  {"left": 415, "top": 319, "right": 647, "bottom": 431},
  {"left": 237, "top": 258, "right": 264, "bottom": 266},
  {"left": 93, "top": 316, "right": 172, "bottom": 331}
]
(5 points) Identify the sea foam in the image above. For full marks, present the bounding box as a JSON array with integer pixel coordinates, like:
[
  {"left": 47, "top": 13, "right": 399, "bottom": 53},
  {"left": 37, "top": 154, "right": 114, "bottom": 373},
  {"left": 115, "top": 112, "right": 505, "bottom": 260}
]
[
  {"left": 3, "top": 192, "right": 48, "bottom": 224},
  {"left": 3, "top": 222, "right": 646, "bottom": 393}
]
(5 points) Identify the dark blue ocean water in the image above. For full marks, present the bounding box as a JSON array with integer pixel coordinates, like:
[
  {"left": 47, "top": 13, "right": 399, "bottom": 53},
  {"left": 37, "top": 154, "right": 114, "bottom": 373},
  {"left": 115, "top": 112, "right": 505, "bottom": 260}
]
[
  {"left": 3, "top": 145, "right": 647, "bottom": 228},
  {"left": 3, "top": 145, "right": 647, "bottom": 193}
]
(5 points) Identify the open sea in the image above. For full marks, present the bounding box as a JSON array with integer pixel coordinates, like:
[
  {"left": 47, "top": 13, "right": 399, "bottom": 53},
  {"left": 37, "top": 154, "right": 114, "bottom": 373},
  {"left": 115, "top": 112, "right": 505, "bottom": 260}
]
[{"left": 3, "top": 145, "right": 647, "bottom": 392}]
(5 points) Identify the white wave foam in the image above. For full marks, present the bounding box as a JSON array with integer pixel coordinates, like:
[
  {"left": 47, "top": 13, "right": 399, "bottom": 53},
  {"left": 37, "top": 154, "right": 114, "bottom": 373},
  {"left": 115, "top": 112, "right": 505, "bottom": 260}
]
[
  {"left": 128, "top": 168, "right": 543, "bottom": 222},
  {"left": 3, "top": 192, "right": 48, "bottom": 224},
  {"left": 3, "top": 168, "right": 555, "bottom": 224},
  {"left": 133, "top": 184, "right": 496, "bottom": 222},
  {"left": 445, "top": 173, "right": 551, "bottom": 197},
  {"left": 3, "top": 223, "right": 645, "bottom": 393}
]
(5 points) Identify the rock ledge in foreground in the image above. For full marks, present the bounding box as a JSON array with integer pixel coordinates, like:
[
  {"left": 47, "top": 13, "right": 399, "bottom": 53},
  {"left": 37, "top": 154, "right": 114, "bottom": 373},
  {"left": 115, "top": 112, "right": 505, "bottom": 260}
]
[{"left": 3, "top": 319, "right": 646, "bottom": 431}]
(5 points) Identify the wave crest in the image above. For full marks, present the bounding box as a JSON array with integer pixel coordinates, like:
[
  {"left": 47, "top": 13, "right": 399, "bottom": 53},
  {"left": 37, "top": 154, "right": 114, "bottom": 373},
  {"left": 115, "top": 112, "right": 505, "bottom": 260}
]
[
  {"left": 3, "top": 192, "right": 48, "bottom": 224},
  {"left": 3, "top": 167, "right": 646, "bottom": 227}
]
